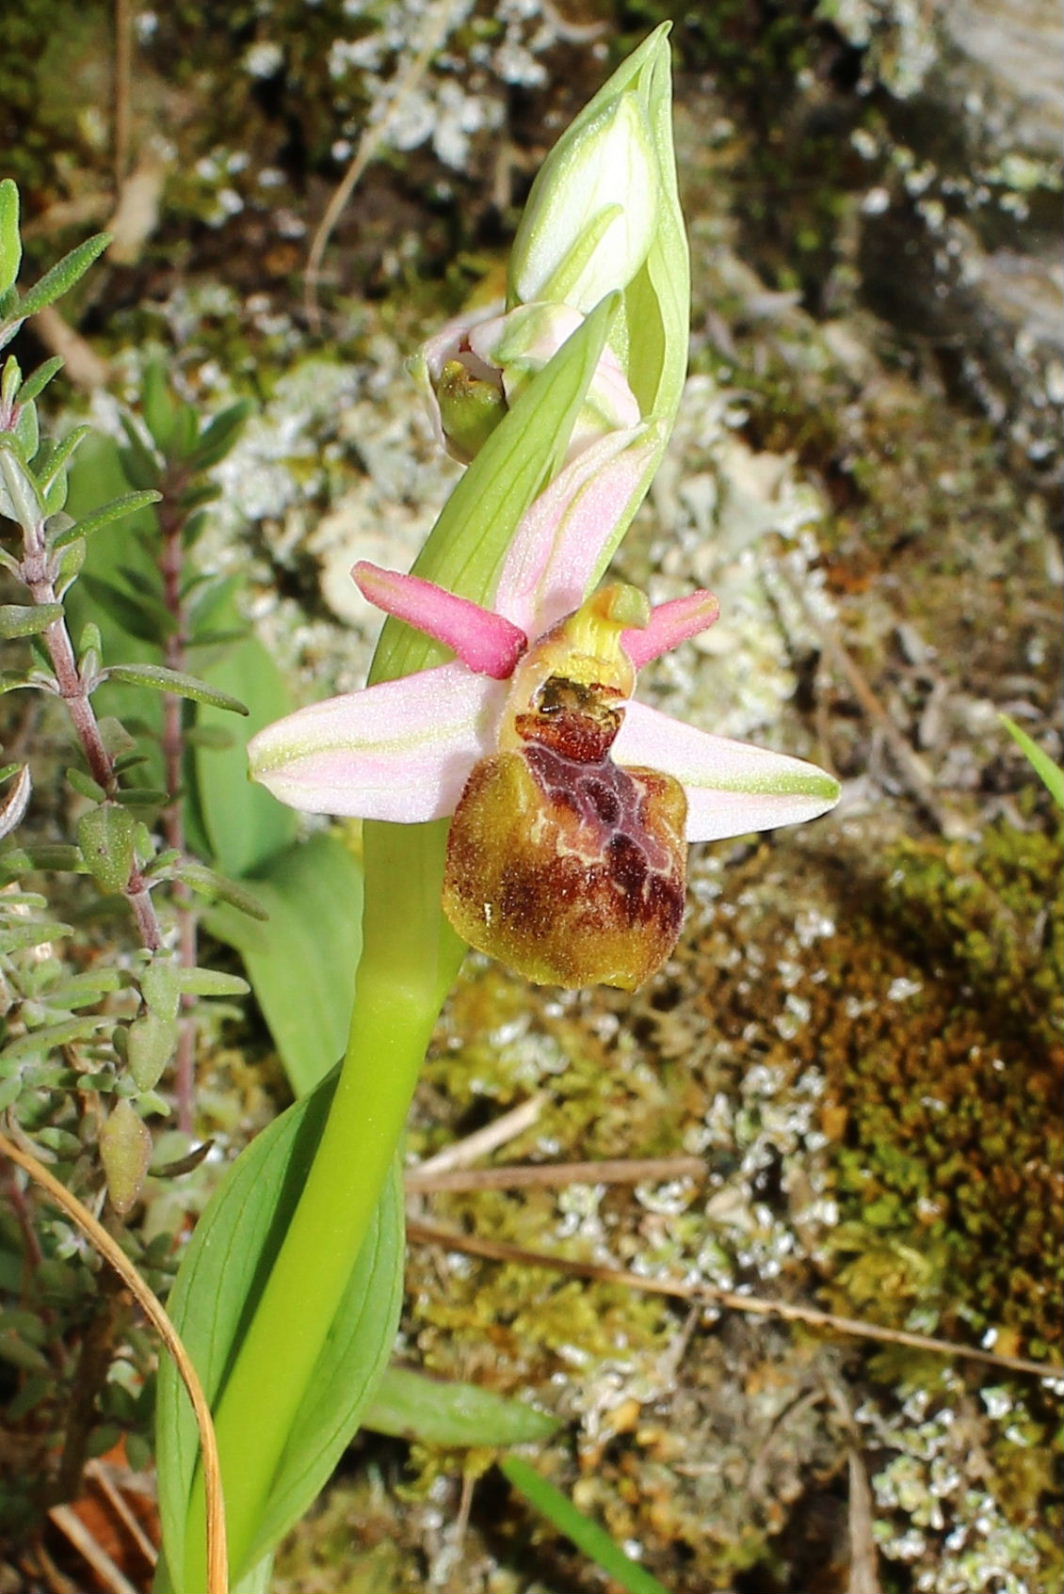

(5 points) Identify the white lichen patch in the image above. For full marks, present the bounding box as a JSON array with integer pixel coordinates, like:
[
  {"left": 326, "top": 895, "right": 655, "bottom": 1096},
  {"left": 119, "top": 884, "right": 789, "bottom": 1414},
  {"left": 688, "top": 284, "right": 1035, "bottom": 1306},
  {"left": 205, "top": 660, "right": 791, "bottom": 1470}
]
[
  {"left": 857, "top": 1377, "right": 1047, "bottom": 1593},
  {"left": 324, "top": 0, "right": 567, "bottom": 173}
]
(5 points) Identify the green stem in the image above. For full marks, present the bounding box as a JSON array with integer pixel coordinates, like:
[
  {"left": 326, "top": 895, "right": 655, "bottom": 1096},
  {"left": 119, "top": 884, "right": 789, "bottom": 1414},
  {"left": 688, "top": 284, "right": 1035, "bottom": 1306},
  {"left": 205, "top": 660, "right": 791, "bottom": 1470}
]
[{"left": 181, "top": 819, "right": 464, "bottom": 1585}]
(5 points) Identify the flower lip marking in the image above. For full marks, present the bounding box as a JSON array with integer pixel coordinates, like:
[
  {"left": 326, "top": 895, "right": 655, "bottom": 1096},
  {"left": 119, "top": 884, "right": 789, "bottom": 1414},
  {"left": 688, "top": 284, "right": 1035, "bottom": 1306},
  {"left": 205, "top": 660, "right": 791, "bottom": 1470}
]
[{"left": 442, "top": 582, "right": 689, "bottom": 989}]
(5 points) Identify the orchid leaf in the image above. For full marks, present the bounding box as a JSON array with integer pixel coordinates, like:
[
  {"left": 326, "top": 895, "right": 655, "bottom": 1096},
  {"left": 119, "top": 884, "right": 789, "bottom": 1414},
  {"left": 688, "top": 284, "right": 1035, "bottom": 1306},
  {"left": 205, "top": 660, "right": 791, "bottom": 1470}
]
[
  {"left": 1000, "top": 714, "right": 1064, "bottom": 810},
  {"left": 364, "top": 1366, "right": 560, "bottom": 1447},
  {"left": 156, "top": 1068, "right": 404, "bottom": 1589},
  {"left": 192, "top": 630, "right": 299, "bottom": 879}
]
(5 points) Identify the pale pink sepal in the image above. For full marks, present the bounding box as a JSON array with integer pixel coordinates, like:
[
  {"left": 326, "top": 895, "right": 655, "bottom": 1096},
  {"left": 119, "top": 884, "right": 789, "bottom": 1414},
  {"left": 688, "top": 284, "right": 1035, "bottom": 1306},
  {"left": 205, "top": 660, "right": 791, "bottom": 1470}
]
[
  {"left": 623, "top": 590, "right": 720, "bottom": 668},
  {"left": 353, "top": 562, "right": 527, "bottom": 679},
  {"left": 615, "top": 701, "right": 841, "bottom": 842},
  {"left": 466, "top": 303, "right": 641, "bottom": 445},
  {"left": 247, "top": 663, "right": 506, "bottom": 822},
  {"left": 420, "top": 304, "right": 503, "bottom": 385},
  {"left": 494, "top": 423, "right": 662, "bottom": 637}
]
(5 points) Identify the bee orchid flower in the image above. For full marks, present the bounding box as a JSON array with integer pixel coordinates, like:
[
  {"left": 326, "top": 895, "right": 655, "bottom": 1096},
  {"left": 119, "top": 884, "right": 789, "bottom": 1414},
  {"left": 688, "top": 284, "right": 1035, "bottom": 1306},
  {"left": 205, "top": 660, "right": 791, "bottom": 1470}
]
[{"left": 249, "top": 429, "right": 840, "bottom": 988}]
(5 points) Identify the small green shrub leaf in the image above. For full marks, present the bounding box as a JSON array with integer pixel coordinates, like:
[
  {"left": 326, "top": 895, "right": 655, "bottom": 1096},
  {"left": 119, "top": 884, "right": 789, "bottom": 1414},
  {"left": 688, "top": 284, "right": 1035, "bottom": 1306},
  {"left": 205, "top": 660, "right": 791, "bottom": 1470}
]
[
  {"left": 15, "top": 232, "right": 112, "bottom": 320},
  {"left": 0, "top": 1015, "right": 111, "bottom": 1064},
  {"left": 174, "top": 967, "right": 249, "bottom": 1000},
  {"left": 188, "top": 399, "right": 254, "bottom": 471},
  {"left": 99, "top": 1099, "right": 153, "bottom": 1216},
  {"left": 141, "top": 360, "right": 177, "bottom": 453},
  {"left": 0, "top": 604, "right": 63, "bottom": 639},
  {"left": 0, "top": 443, "right": 43, "bottom": 528},
  {"left": 16, "top": 356, "right": 64, "bottom": 407},
  {"left": 14, "top": 396, "right": 38, "bottom": 460},
  {"left": 77, "top": 803, "right": 138, "bottom": 895},
  {"left": 77, "top": 574, "right": 174, "bottom": 643},
  {"left": 140, "top": 957, "right": 182, "bottom": 1021},
  {"left": 127, "top": 1011, "right": 177, "bottom": 1092},
  {"left": 0, "top": 180, "right": 21, "bottom": 297},
  {"left": 66, "top": 768, "right": 107, "bottom": 803},
  {"left": 35, "top": 423, "right": 92, "bottom": 493},
  {"left": 0, "top": 843, "right": 83, "bottom": 874},
  {"left": 52, "top": 490, "right": 163, "bottom": 551},
  {"left": 174, "top": 861, "right": 268, "bottom": 919},
  {"left": 106, "top": 663, "right": 248, "bottom": 714}
]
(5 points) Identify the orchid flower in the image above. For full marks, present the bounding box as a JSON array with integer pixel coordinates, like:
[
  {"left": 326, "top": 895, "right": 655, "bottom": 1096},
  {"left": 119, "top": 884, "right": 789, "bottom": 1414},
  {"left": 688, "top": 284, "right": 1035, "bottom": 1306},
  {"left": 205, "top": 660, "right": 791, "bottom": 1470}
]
[{"left": 249, "top": 429, "right": 840, "bottom": 989}]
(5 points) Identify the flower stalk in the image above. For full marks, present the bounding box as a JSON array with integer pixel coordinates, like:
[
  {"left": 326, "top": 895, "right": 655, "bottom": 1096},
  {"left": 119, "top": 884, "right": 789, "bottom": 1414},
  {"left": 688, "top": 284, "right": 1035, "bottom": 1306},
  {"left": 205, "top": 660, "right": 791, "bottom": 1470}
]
[{"left": 181, "top": 820, "right": 461, "bottom": 1583}]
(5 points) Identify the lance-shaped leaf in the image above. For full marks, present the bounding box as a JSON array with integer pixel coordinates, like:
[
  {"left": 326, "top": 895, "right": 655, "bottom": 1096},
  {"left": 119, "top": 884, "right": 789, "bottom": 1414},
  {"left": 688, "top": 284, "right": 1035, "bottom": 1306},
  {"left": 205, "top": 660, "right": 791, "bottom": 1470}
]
[
  {"left": 105, "top": 662, "right": 249, "bottom": 714},
  {"left": 0, "top": 180, "right": 20, "bottom": 298},
  {"left": 155, "top": 1068, "right": 404, "bottom": 1589}
]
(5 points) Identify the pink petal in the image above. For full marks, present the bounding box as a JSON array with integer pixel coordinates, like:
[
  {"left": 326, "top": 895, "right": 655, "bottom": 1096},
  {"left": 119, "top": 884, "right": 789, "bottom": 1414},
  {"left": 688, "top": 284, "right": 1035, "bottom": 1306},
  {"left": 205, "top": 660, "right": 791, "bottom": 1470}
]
[
  {"left": 248, "top": 663, "right": 506, "bottom": 822},
  {"left": 353, "top": 562, "right": 527, "bottom": 679},
  {"left": 614, "top": 700, "right": 841, "bottom": 842},
  {"left": 493, "top": 424, "right": 662, "bottom": 636},
  {"left": 622, "top": 590, "right": 720, "bottom": 668}
]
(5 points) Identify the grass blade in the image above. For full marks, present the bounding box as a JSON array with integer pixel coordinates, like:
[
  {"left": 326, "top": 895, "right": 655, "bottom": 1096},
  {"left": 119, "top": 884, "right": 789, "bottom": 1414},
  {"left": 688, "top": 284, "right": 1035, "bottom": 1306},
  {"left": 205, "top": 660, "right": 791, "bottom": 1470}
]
[{"left": 501, "top": 1454, "right": 672, "bottom": 1594}]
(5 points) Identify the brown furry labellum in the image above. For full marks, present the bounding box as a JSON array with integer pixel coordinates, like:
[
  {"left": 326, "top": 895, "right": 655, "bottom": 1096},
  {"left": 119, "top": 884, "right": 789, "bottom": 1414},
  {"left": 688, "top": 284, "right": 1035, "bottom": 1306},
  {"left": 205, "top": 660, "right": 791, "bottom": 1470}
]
[{"left": 442, "top": 587, "right": 688, "bottom": 989}]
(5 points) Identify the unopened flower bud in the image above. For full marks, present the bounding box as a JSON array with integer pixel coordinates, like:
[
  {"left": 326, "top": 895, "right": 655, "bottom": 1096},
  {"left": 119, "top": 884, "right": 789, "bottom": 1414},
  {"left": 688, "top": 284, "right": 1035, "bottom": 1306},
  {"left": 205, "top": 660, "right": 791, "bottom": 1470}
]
[
  {"left": 434, "top": 357, "right": 507, "bottom": 464},
  {"left": 509, "top": 94, "right": 659, "bottom": 312}
]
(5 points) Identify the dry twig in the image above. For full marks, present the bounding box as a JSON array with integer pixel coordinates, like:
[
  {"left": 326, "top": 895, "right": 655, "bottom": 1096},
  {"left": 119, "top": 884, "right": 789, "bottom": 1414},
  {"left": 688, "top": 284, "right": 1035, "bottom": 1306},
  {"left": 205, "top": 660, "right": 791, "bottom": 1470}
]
[
  {"left": 303, "top": 0, "right": 466, "bottom": 331},
  {"left": 412, "top": 1093, "right": 546, "bottom": 1177},
  {"left": 406, "top": 1154, "right": 705, "bottom": 1194},
  {"left": 408, "top": 1219, "right": 1063, "bottom": 1384},
  {"left": 0, "top": 1128, "right": 228, "bottom": 1594},
  {"left": 84, "top": 1458, "right": 158, "bottom": 1568},
  {"left": 30, "top": 305, "right": 111, "bottom": 391},
  {"left": 47, "top": 1505, "right": 141, "bottom": 1594}
]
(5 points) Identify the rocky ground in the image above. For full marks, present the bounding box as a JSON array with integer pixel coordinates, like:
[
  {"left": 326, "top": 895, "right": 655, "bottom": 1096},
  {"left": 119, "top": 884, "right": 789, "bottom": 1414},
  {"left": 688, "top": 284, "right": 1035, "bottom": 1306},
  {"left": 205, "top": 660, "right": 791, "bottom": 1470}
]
[{"left": 2, "top": 1, "right": 1061, "bottom": 1589}]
